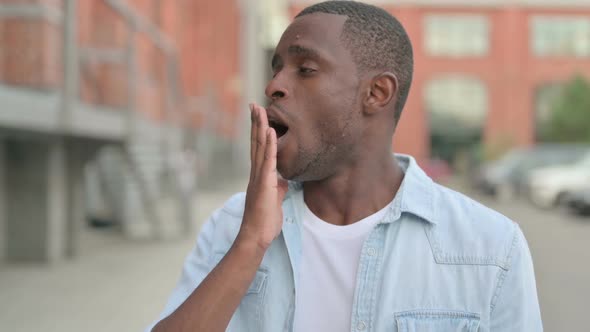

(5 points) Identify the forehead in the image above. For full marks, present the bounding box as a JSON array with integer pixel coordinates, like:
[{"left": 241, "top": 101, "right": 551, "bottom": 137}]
[{"left": 275, "top": 13, "right": 348, "bottom": 59}]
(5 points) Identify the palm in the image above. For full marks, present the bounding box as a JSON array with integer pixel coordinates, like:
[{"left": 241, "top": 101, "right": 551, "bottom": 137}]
[{"left": 241, "top": 104, "right": 288, "bottom": 250}]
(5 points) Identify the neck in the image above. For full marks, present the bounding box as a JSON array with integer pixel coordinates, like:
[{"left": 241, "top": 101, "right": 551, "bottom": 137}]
[{"left": 302, "top": 152, "right": 404, "bottom": 226}]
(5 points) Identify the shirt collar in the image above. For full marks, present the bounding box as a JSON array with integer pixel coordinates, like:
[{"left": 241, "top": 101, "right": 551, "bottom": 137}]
[
  {"left": 387, "top": 154, "right": 437, "bottom": 224},
  {"left": 285, "top": 153, "right": 437, "bottom": 225}
]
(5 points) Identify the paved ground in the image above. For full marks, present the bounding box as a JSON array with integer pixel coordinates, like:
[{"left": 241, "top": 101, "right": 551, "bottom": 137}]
[
  {"left": 1, "top": 178, "right": 588, "bottom": 331},
  {"left": 0, "top": 179, "right": 248, "bottom": 332}
]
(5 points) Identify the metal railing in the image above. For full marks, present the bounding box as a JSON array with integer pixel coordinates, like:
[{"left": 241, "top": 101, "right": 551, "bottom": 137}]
[{"left": 76, "top": 0, "right": 185, "bottom": 137}]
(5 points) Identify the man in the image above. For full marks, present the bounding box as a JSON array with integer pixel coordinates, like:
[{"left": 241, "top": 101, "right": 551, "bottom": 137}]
[{"left": 149, "top": 1, "right": 542, "bottom": 331}]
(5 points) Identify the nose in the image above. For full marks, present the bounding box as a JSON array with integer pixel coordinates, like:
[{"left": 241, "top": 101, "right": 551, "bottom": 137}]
[{"left": 265, "top": 73, "right": 289, "bottom": 101}]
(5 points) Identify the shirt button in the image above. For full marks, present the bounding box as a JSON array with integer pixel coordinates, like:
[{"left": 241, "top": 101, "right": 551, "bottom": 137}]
[
  {"left": 357, "top": 321, "right": 366, "bottom": 330},
  {"left": 285, "top": 217, "right": 294, "bottom": 224},
  {"left": 367, "top": 248, "right": 377, "bottom": 256}
]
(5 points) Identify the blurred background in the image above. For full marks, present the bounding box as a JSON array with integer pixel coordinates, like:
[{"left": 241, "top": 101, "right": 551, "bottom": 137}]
[{"left": 0, "top": 0, "right": 589, "bottom": 331}]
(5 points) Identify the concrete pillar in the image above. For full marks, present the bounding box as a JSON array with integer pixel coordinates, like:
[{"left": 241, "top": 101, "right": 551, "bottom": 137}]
[
  {"left": 2, "top": 138, "right": 90, "bottom": 262},
  {"left": 234, "top": 0, "right": 289, "bottom": 171},
  {"left": 4, "top": 139, "right": 67, "bottom": 262},
  {"left": 235, "top": 0, "right": 266, "bottom": 171},
  {"left": 46, "top": 139, "right": 68, "bottom": 262},
  {"left": 64, "top": 140, "right": 86, "bottom": 258},
  {"left": 61, "top": 0, "right": 78, "bottom": 130},
  {"left": 0, "top": 140, "right": 5, "bottom": 261}
]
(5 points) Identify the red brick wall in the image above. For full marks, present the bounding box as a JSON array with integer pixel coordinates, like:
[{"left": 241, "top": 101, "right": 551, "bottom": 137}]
[
  {"left": 0, "top": 0, "right": 62, "bottom": 89},
  {"left": 78, "top": 0, "right": 129, "bottom": 108},
  {"left": 1, "top": 0, "right": 242, "bottom": 130},
  {"left": 179, "top": 0, "right": 241, "bottom": 136}
]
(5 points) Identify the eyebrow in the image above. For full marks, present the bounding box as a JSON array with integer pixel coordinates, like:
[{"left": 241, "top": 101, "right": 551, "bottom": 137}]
[
  {"left": 287, "top": 45, "right": 321, "bottom": 60},
  {"left": 271, "top": 45, "right": 322, "bottom": 71}
]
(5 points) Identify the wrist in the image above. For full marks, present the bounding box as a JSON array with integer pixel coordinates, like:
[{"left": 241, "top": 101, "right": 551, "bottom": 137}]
[{"left": 234, "top": 229, "right": 270, "bottom": 257}]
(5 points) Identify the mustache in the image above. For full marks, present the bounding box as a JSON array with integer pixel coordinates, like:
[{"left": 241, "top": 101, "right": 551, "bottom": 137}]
[{"left": 268, "top": 102, "right": 287, "bottom": 114}]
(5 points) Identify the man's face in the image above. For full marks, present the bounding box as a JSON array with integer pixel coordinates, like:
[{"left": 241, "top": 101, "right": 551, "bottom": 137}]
[{"left": 266, "top": 13, "right": 363, "bottom": 181}]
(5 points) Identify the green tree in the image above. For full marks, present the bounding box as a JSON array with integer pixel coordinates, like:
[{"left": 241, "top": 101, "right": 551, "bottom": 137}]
[{"left": 544, "top": 75, "right": 590, "bottom": 143}]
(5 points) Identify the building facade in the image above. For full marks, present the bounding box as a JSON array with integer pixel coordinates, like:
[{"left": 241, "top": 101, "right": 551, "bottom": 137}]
[{"left": 0, "top": 0, "right": 244, "bottom": 262}]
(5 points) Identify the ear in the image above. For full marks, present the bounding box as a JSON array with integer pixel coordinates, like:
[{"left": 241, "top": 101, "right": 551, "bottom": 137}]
[{"left": 363, "top": 72, "right": 398, "bottom": 115}]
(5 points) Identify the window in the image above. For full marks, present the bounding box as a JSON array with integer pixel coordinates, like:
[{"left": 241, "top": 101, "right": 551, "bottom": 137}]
[
  {"left": 425, "top": 77, "right": 488, "bottom": 129},
  {"left": 424, "top": 14, "right": 490, "bottom": 57},
  {"left": 531, "top": 16, "right": 590, "bottom": 57},
  {"left": 426, "top": 77, "right": 488, "bottom": 163}
]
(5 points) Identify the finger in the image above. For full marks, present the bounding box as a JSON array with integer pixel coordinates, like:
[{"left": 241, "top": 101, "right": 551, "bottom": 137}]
[
  {"left": 249, "top": 104, "right": 257, "bottom": 181},
  {"left": 254, "top": 104, "right": 269, "bottom": 179},
  {"left": 249, "top": 104, "right": 256, "bottom": 164},
  {"left": 263, "top": 128, "right": 277, "bottom": 180}
]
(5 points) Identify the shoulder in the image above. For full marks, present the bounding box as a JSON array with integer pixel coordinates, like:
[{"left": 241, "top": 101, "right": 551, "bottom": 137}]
[
  {"left": 195, "top": 192, "right": 247, "bottom": 256},
  {"left": 219, "top": 192, "right": 247, "bottom": 218},
  {"left": 207, "top": 191, "right": 247, "bottom": 234},
  {"left": 427, "top": 183, "right": 520, "bottom": 270}
]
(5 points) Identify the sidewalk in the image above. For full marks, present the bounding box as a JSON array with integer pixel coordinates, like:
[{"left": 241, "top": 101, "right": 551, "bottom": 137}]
[{"left": 0, "top": 179, "right": 247, "bottom": 332}]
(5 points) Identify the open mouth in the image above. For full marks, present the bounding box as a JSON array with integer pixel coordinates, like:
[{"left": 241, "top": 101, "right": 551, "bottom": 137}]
[{"left": 269, "top": 119, "right": 289, "bottom": 139}]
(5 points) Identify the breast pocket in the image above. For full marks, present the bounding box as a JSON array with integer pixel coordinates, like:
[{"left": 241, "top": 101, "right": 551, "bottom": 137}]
[
  {"left": 210, "top": 252, "right": 269, "bottom": 295},
  {"left": 211, "top": 253, "right": 269, "bottom": 332},
  {"left": 394, "top": 310, "right": 480, "bottom": 332}
]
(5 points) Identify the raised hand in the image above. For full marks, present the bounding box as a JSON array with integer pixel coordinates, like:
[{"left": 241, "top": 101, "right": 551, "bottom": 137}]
[{"left": 238, "top": 103, "right": 289, "bottom": 251}]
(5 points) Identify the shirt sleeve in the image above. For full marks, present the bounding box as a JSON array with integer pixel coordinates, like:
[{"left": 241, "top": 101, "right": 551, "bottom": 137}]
[
  {"left": 144, "top": 209, "right": 219, "bottom": 332},
  {"left": 489, "top": 225, "right": 543, "bottom": 331}
]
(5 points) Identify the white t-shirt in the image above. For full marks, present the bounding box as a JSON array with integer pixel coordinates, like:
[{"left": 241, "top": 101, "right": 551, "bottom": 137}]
[{"left": 293, "top": 199, "right": 391, "bottom": 332}]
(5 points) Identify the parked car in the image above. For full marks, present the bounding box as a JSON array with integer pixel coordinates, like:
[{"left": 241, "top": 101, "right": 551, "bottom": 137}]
[
  {"left": 527, "top": 150, "right": 590, "bottom": 208},
  {"left": 474, "top": 148, "right": 525, "bottom": 198},
  {"left": 567, "top": 187, "right": 590, "bottom": 216},
  {"left": 475, "top": 144, "right": 588, "bottom": 200}
]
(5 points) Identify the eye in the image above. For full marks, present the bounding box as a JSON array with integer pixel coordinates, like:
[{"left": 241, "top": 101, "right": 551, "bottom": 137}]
[{"left": 298, "top": 67, "right": 316, "bottom": 75}]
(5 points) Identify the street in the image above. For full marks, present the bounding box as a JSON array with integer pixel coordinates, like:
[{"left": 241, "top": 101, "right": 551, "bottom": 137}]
[
  {"left": 0, "top": 181, "right": 246, "bottom": 332},
  {"left": 0, "top": 180, "right": 587, "bottom": 331}
]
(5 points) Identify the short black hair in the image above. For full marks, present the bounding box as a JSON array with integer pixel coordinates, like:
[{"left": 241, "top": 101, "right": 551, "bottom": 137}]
[{"left": 296, "top": 0, "right": 414, "bottom": 122}]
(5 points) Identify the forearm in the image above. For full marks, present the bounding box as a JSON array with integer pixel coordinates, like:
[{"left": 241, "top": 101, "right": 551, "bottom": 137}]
[{"left": 152, "top": 235, "right": 266, "bottom": 332}]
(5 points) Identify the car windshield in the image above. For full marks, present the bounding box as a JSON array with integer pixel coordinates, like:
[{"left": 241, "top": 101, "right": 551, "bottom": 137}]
[{"left": 528, "top": 147, "right": 588, "bottom": 167}]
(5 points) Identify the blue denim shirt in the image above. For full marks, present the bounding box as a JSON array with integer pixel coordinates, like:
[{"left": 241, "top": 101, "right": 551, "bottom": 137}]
[{"left": 149, "top": 154, "right": 542, "bottom": 332}]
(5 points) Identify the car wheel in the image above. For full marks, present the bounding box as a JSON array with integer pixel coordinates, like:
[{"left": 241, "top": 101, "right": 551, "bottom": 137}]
[{"left": 555, "top": 192, "right": 569, "bottom": 207}]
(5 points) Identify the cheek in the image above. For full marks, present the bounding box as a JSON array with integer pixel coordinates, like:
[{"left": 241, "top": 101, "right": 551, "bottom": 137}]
[{"left": 294, "top": 79, "right": 360, "bottom": 142}]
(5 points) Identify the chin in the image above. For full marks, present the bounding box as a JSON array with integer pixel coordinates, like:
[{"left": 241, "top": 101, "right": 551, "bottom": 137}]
[
  {"left": 277, "top": 166, "right": 296, "bottom": 181},
  {"left": 279, "top": 168, "right": 321, "bottom": 183},
  {"left": 277, "top": 155, "right": 325, "bottom": 182},
  {"left": 277, "top": 162, "right": 305, "bottom": 182}
]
